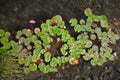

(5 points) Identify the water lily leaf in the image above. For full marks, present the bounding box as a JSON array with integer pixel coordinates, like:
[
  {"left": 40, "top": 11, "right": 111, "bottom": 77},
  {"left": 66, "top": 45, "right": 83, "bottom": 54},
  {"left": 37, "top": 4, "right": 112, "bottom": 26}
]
[
  {"left": 0, "top": 47, "right": 7, "bottom": 53},
  {"left": 25, "top": 55, "right": 32, "bottom": 66},
  {"left": 3, "top": 43, "right": 11, "bottom": 49},
  {"left": 0, "top": 37, "right": 9, "bottom": 44},
  {"left": 25, "top": 30, "right": 32, "bottom": 37},
  {"left": 24, "top": 68, "right": 30, "bottom": 74},
  {"left": 38, "top": 63, "right": 46, "bottom": 71},
  {"left": 17, "top": 30, "right": 22, "bottom": 36},
  {"left": 44, "top": 52, "right": 51, "bottom": 62},
  {"left": 84, "top": 8, "right": 92, "bottom": 16},
  {"left": 83, "top": 53, "right": 91, "bottom": 60},
  {"left": 80, "top": 19, "right": 85, "bottom": 25},
  {"left": 97, "top": 60, "right": 104, "bottom": 66},
  {"left": 100, "top": 15, "right": 107, "bottom": 20},
  {"left": 90, "top": 59, "right": 97, "bottom": 66},
  {"left": 29, "top": 64, "right": 37, "bottom": 71},
  {"left": 31, "top": 35, "right": 38, "bottom": 42},
  {"left": 57, "top": 21, "right": 65, "bottom": 28},
  {"left": 100, "top": 20, "right": 108, "bottom": 28},
  {"left": 108, "top": 55, "right": 114, "bottom": 61},
  {"left": 18, "top": 56, "right": 25, "bottom": 65},
  {"left": 0, "top": 29, "right": 5, "bottom": 37},
  {"left": 5, "top": 32, "right": 11, "bottom": 37},
  {"left": 85, "top": 40, "right": 92, "bottom": 48},
  {"left": 69, "top": 18, "right": 78, "bottom": 26},
  {"left": 50, "top": 57, "right": 57, "bottom": 67}
]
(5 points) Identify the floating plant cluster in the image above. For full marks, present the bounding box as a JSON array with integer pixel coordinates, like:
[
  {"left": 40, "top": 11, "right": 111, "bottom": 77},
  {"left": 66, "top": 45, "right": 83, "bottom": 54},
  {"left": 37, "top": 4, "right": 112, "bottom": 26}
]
[{"left": 0, "top": 8, "right": 119, "bottom": 74}]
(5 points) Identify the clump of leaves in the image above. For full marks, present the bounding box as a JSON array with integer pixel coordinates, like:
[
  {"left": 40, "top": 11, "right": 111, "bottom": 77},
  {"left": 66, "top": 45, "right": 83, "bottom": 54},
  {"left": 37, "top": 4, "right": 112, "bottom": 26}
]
[
  {"left": 0, "top": 30, "right": 11, "bottom": 53},
  {"left": 17, "top": 8, "right": 119, "bottom": 73},
  {"left": 0, "top": 29, "right": 23, "bottom": 79},
  {"left": 69, "top": 8, "right": 119, "bottom": 66},
  {"left": 1, "top": 8, "right": 119, "bottom": 74}
]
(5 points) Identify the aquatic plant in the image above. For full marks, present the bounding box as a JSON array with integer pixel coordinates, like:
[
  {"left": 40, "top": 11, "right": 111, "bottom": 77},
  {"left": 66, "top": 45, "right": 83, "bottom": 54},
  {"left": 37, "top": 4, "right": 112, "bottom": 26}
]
[
  {"left": 69, "top": 8, "right": 119, "bottom": 66},
  {"left": 0, "top": 29, "right": 11, "bottom": 53},
  {"left": 0, "top": 8, "right": 119, "bottom": 74},
  {"left": 0, "top": 29, "right": 23, "bottom": 80}
]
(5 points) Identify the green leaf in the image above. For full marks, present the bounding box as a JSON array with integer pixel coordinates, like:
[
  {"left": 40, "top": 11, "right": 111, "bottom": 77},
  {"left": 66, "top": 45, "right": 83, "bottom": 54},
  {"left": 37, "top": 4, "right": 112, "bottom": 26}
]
[
  {"left": 33, "top": 49, "right": 41, "bottom": 55},
  {"left": 83, "top": 53, "right": 91, "bottom": 60},
  {"left": 90, "top": 59, "right": 97, "bottom": 66},
  {"left": 70, "top": 50, "right": 80, "bottom": 59},
  {"left": 84, "top": 8, "right": 92, "bottom": 16},
  {"left": 61, "top": 56, "right": 67, "bottom": 63},
  {"left": 108, "top": 55, "right": 114, "bottom": 61},
  {"left": 95, "top": 27, "right": 101, "bottom": 33},
  {"left": 32, "top": 49, "right": 41, "bottom": 62},
  {"left": 88, "top": 47, "right": 94, "bottom": 54},
  {"left": 97, "top": 59, "right": 104, "bottom": 66},
  {"left": 57, "top": 21, "right": 65, "bottom": 28},
  {"left": 67, "top": 38, "right": 75, "bottom": 45},
  {"left": 38, "top": 63, "right": 46, "bottom": 71},
  {"left": 100, "top": 15, "right": 107, "bottom": 20},
  {"left": 69, "top": 18, "right": 78, "bottom": 26},
  {"left": 60, "top": 44, "right": 68, "bottom": 55},
  {"left": 92, "top": 45, "right": 98, "bottom": 52},
  {"left": 61, "top": 30, "right": 71, "bottom": 42},
  {"left": 104, "top": 52, "right": 111, "bottom": 58},
  {"left": 40, "top": 49, "right": 46, "bottom": 54},
  {"left": 17, "top": 30, "right": 22, "bottom": 36},
  {"left": 43, "top": 66, "right": 50, "bottom": 73},
  {"left": 107, "top": 30, "right": 115, "bottom": 38},
  {"left": 12, "top": 45, "right": 22, "bottom": 53},
  {"left": 24, "top": 38, "right": 31, "bottom": 44},
  {"left": 24, "top": 68, "right": 30, "bottom": 74},
  {"left": 32, "top": 55, "right": 38, "bottom": 62},
  {"left": 29, "top": 64, "right": 37, "bottom": 71},
  {"left": 105, "top": 47, "right": 112, "bottom": 54},
  {"left": 46, "top": 20, "right": 51, "bottom": 25},
  {"left": 0, "top": 47, "right": 7, "bottom": 53},
  {"left": 90, "top": 34, "right": 96, "bottom": 40},
  {"left": 49, "top": 67, "right": 58, "bottom": 72},
  {"left": 19, "top": 37, "right": 25, "bottom": 43},
  {"left": 5, "top": 32, "right": 11, "bottom": 37},
  {"left": 25, "top": 55, "right": 32, "bottom": 66},
  {"left": 56, "top": 28, "right": 62, "bottom": 36},
  {"left": 80, "top": 19, "right": 85, "bottom": 24},
  {"left": 25, "top": 30, "right": 32, "bottom": 37},
  {"left": 40, "top": 33, "right": 53, "bottom": 45},
  {"left": 18, "top": 56, "right": 25, "bottom": 65},
  {"left": 22, "top": 29, "right": 27, "bottom": 34},
  {"left": 44, "top": 52, "right": 51, "bottom": 62},
  {"left": 31, "top": 35, "right": 38, "bottom": 42},
  {"left": 34, "top": 40, "right": 41, "bottom": 48},
  {"left": 86, "top": 17, "right": 93, "bottom": 24},
  {"left": 85, "top": 40, "right": 92, "bottom": 48},
  {"left": 0, "top": 37, "right": 9, "bottom": 44},
  {"left": 0, "top": 29, "right": 5, "bottom": 37},
  {"left": 3, "top": 43, "right": 11, "bottom": 49},
  {"left": 52, "top": 26, "right": 58, "bottom": 33},
  {"left": 106, "top": 25, "right": 112, "bottom": 29},
  {"left": 74, "top": 24, "right": 81, "bottom": 32},
  {"left": 79, "top": 49, "right": 86, "bottom": 55},
  {"left": 50, "top": 57, "right": 57, "bottom": 67},
  {"left": 41, "top": 23, "right": 48, "bottom": 32},
  {"left": 100, "top": 20, "right": 108, "bottom": 28},
  {"left": 53, "top": 15, "right": 63, "bottom": 23},
  {"left": 56, "top": 57, "right": 62, "bottom": 65}
]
